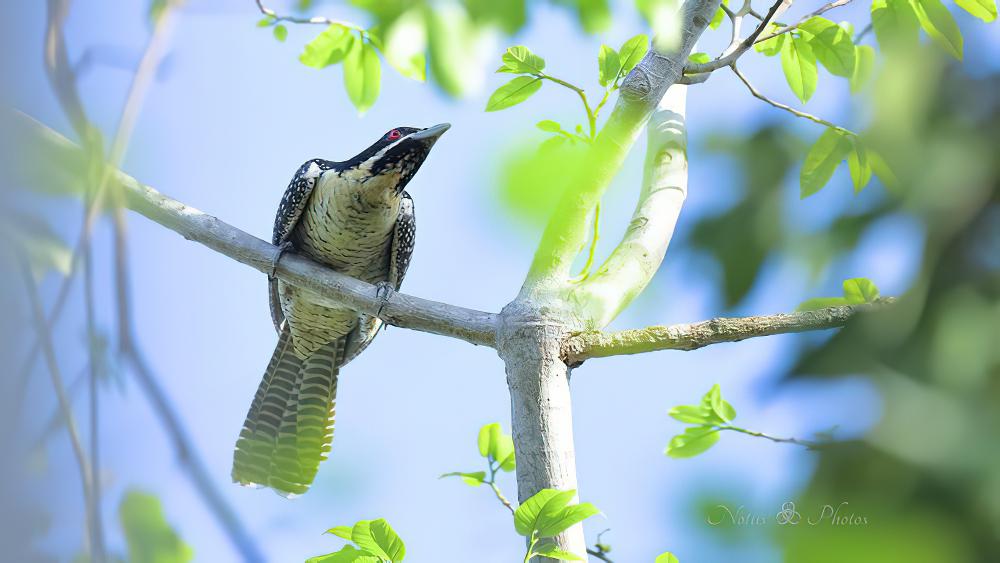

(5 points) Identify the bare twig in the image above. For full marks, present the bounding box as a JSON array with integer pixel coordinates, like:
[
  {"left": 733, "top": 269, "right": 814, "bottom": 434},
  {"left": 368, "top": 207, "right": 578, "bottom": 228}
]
[
  {"left": 754, "top": 0, "right": 854, "bottom": 44},
  {"left": 562, "top": 299, "right": 895, "bottom": 364},
  {"left": 254, "top": 0, "right": 362, "bottom": 29},
  {"left": 721, "top": 426, "right": 825, "bottom": 449},
  {"left": 683, "top": 0, "right": 791, "bottom": 75},
  {"left": 82, "top": 200, "right": 105, "bottom": 562},
  {"left": 730, "top": 65, "right": 857, "bottom": 136},
  {"left": 20, "top": 256, "right": 95, "bottom": 550}
]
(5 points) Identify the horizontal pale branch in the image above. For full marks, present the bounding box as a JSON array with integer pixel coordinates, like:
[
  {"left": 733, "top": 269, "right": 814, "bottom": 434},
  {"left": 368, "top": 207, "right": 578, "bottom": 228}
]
[
  {"left": 15, "top": 112, "right": 498, "bottom": 348},
  {"left": 562, "top": 299, "right": 895, "bottom": 364}
]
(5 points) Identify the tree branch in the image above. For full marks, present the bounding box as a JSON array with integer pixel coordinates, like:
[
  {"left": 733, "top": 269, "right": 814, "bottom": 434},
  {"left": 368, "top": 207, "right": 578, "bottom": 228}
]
[
  {"left": 520, "top": 0, "right": 720, "bottom": 297},
  {"left": 753, "top": 0, "right": 855, "bottom": 44},
  {"left": 562, "top": 299, "right": 895, "bottom": 364},
  {"left": 683, "top": 0, "right": 791, "bottom": 75},
  {"left": 731, "top": 64, "right": 857, "bottom": 136},
  {"left": 13, "top": 112, "right": 499, "bottom": 349},
  {"left": 575, "top": 85, "right": 689, "bottom": 328}
]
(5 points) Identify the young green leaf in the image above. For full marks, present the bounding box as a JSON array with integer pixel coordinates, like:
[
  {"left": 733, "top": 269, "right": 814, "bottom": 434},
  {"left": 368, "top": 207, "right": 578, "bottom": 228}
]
[
  {"left": 485, "top": 76, "right": 542, "bottom": 111},
  {"left": 797, "top": 297, "right": 851, "bottom": 311},
  {"left": 702, "top": 385, "right": 737, "bottom": 423},
  {"left": 799, "top": 17, "right": 855, "bottom": 77},
  {"left": 781, "top": 35, "right": 818, "bottom": 103},
  {"left": 307, "top": 545, "right": 381, "bottom": 563},
  {"left": 300, "top": 24, "right": 356, "bottom": 69},
  {"left": 912, "top": 0, "right": 963, "bottom": 59},
  {"left": 847, "top": 137, "right": 872, "bottom": 192},
  {"left": 871, "top": 0, "right": 921, "bottom": 49},
  {"left": 501, "top": 45, "right": 546, "bottom": 74},
  {"left": 655, "top": 553, "right": 680, "bottom": 563},
  {"left": 343, "top": 41, "right": 381, "bottom": 114},
  {"left": 598, "top": 45, "right": 621, "bottom": 87},
  {"left": 842, "top": 278, "right": 880, "bottom": 303},
  {"left": 537, "top": 120, "right": 563, "bottom": 133},
  {"left": 755, "top": 25, "right": 786, "bottom": 56},
  {"left": 618, "top": 34, "right": 649, "bottom": 75},
  {"left": 440, "top": 471, "right": 487, "bottom": 486},
  {"left": 349, "top": 519, "right": 405, "bottom": 562},
  {"left": 478, "top": 422, "right": 500, "bottom": 457},
  {"left": 709, "top": 0, "right": 728, "bottom": 29},
  {"left": 273, "top": 24, "right": 288, "bottom": 42},
  {"left": 955, "top": 0, "right": 997, "bottom": 21},
  {"left": 514, "top": 489, "right": 576, "bottom": 536},
  {"left": 533, "top": 541, "right": 585, "bottom": 561},
  {"left": 869, "top": 150, "right": 899, "bottom": 191},
  {"left": 850, "top": 45, "right": 875, "bottom": 93},
  {"left": 668, "top": 405, "right": 717, "bottom": 425},
  {"left": 257, "top": 16, "right": 275, "bottom": 27},
  {"left": 687, "top": 52, "right": 711, "bottom": 64},
  {"left": 535, "top": 502, "right": 601, "bottom": 538},
  {"left": 800, "top": 128, "right": 853, "bottom": 198},
  {"left": 383, "top": 9, "right": 427, "bottom": 81},
  {"left": 325, "top": 526, "right": 354, "bottom": 540},
  {"left": 666, "top": 427, "right": 721, "bottom": 458}
]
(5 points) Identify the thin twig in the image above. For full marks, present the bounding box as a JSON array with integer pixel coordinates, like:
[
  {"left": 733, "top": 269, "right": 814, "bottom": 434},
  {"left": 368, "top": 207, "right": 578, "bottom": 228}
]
[
  {"left": 720, "top": 426, "right": 825, "bottom": 449},
  {"left": 731, "top": 64, "right": 857, "bottom": 136},
  {"left": 683, "top": 0, "right": 791, "bottom": 75},
  {"left": 563, "top": 298, "right": 895, "bottom": 364},
  {"left": 253, "top": 0, "right": 362, "bottom": 30},
  {"left": 82, "top": 192, "right": 106, "bottom": 562},
  {"left": 754, "top": 0, "right": 854, "bottom": 44},
  {"left": 20, "top": 256, "right": 95, "bottom": 547}
]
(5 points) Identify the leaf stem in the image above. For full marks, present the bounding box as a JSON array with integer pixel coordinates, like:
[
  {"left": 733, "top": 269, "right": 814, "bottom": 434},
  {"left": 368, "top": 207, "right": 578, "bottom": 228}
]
[
  {"left": 572, "top": 203, "right": 601, "bottom": 282},
  {"left": 538, "top": 73, "right": 597, "bottom": 138},
  {"left": 486, "top": 460, "right": 515, "bottom": 514},
  {"left": 730, "top": 64, "right": 857, "bottom": 136},
  {"left": 718, "top": 425, "right": 824, "bottom": 449}
]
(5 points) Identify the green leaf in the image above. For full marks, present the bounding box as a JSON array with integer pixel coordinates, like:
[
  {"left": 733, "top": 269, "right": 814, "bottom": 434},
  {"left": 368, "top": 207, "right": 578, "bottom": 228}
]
[
  {"left": 668, "top": 405, "right": 716, "bottom": 425},
  {"left": 307, "top": 545, "right": 381, "bottom": 563},
  {"left": 514, "top": 489, "right": 575, "bottom": 537},
  {"left": 325, "top": 526, "right": 354, "bottom": 540},
  {"left": 780, "top": 35, "right": 818, "bottom": 103},
  {"left": 494, "top": 434, "right": 515, "bottom": 470},
  {"left": 799, "top": 17, "right": 855, "bottom": 77},
  {"left": 119, "top": 490, "right": 194, "bottom": 563},
  {"left": 955, "top": 0, "right": 997, "bottom": 21},
  {"left": 709, "top": 0, "right": 728, "bottom": 29},
  {"left": 477, "top": 422, "right": 500, "bottom": 457},
  {"left": 702, "top": 384, "right": 736, "bottom": 423},
  {"left": 501, "top": 45, "right": 546, "bottom": 74},
  {"left": 533, "top": 541, "right": 585, "bottom": 561},
  {"left": 800, "top": 128, "right": 852, "bottom": 198},
  {"left": 798, "top": 297, "right": 851, "bottom": 311},
  {"left": 440, "top": 471, "right": 487, "bottom": 486},
  {"left": 343, "top": 41, "right": 381, "bottom": 114},
  {"left": 666, "top": 426, "right": 721, "bottom": 458},
  {"left": 847, "top": 137, "right": 872, "bottom": 192},
  {"left": 687, "top": 52, "right": 711, "bottom": 64},
  {"left": 300, "top": 24, "right": 355, "bottom": 69},
  {"left": 618, "top": 34, "right": 649, "bottom": 74},
  {"left": 871, "top": 0, "right": 921, "bottom": 49},
  {"left": 912, "top": 0, "right": 963, "bottom": 59},
  {"left": 755, "top": 25, "right": 786, "bottom": 55},
  {"left": 655, "top": 553, "right": 680, "bottom": 563},
  {"left": 273, "top": 24, "right": 288, "bottom": 42},
  {"left": 485, "top": 76, "right": 542, "bottom": 111},
  {"left": 598, "top": 45, "right": 621, "bottom": 87},
  {"left": 257, "top": 16, "right": 275, "bottom": 27},
  {"left": 842, "top": 278, "right": 880, "bottom": 303},
  {"left": 350, "top": 520, "right": 405, "bottom": 561},
  {"left": 535, "top": 502, "right": 601, "bottom": 538},
  {"left": 868, "top": 150, "right": 899, "bottom": 190},
  {"left": 425, "top": 4, "right": 481, "bottom": 96},
  {"left": 537, "top": 120, "right": 563, "bottom": 133},
  {"left": 383, "top": 9, "right": 427, "bottom": 81},
  {"left": 850, "top": 45, "right": 875, "bottom": 93}
]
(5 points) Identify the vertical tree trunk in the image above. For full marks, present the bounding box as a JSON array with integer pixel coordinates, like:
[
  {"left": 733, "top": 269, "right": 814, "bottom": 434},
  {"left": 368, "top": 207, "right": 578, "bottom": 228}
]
[{"left": 496, "top": 301, "right": 586, "bottom": 561}]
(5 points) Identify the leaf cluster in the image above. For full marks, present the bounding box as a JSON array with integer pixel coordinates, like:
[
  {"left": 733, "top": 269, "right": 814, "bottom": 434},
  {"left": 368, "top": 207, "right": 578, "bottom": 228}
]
[{"left": 309, "top": 519, "right": 406, "bottom": 563}]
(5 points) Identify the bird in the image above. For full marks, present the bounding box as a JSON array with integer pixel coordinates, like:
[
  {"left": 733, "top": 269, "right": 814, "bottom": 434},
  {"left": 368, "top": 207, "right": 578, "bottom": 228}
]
[{"left": 232, "top": 123, "right": 450, "bottom": 496}]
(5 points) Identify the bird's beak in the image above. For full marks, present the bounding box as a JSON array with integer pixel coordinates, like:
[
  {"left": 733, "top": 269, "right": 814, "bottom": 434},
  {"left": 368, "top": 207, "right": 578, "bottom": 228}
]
[{"left": 409, "top": 123, "right": 451, "bottom": 142}]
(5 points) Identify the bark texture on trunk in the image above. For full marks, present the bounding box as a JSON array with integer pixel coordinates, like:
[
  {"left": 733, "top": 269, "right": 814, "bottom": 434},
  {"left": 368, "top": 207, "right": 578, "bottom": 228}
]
[{"left": 497, "top": 301, "right": 585, "bottom": 561}]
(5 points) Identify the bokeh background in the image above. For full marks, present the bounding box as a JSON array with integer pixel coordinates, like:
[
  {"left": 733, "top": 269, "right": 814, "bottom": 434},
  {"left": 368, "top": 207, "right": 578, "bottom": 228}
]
[{"left": 1, "top": 0, "right": 997, "bottom": 562}]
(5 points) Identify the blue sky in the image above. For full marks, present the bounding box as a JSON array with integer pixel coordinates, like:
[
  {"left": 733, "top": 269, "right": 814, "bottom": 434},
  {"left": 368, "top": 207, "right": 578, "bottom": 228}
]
[{"left": 5, "top": 0, "right": 998, "bottom": 561}]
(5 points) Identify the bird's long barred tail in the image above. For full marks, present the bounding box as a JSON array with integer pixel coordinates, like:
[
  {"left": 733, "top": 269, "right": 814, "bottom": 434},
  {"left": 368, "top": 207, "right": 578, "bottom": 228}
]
[{"left": 232, "top": 328, "right": 341, "bottom": 497}]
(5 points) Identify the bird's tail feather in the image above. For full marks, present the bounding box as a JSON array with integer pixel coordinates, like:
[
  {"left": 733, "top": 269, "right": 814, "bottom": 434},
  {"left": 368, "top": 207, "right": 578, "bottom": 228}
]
[{"left": 232, "top": 327, "right": 340, "bottom": 497}]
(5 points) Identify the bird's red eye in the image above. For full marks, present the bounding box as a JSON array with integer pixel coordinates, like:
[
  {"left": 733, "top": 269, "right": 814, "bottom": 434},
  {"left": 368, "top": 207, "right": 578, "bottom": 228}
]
[{"left": 388, "top": 129, "right": 402, "bottom": 140}]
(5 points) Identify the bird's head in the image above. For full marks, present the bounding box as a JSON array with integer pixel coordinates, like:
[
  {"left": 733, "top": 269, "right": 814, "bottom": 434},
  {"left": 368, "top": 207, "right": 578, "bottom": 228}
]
[{"left": 342, "top": 123, "right": 450, "bottom": 196}]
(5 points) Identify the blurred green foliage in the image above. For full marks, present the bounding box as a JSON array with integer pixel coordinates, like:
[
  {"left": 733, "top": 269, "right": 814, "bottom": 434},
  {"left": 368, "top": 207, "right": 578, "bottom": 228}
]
[{"left": 119, "top": 490, "right": 193, "bottom": 563}]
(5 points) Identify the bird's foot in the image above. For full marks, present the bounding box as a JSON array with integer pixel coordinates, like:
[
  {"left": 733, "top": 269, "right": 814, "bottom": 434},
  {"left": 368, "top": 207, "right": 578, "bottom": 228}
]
[
  {"left": 374, "top": 281, "right": 394, "bottom": 319},
  {"left": 269, "top": 241, "right": 294, "bottom": 279}
]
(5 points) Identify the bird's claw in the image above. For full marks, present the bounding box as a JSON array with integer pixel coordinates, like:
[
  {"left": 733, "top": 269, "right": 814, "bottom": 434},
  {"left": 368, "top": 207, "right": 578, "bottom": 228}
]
[
  {"left": 270, "top": 241, "right": 294, "bottom": 279},
  {"left": 375, "top": 281, "right": 394, "bottom": 319}
]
